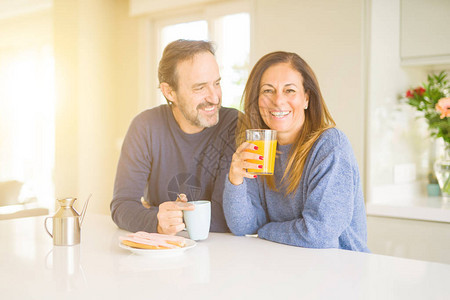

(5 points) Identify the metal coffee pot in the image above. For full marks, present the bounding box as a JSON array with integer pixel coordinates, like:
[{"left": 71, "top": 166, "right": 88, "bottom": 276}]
[{"left": 44, "top": 196, "right": 90, "bottom": 246}]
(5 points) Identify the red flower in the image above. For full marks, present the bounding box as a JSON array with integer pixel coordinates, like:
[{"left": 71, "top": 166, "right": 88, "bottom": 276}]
[
  {"left": 414, "top": 87, "right": 425, "bottom": 96},
  {"left": 406, "top": 90, "right": 414, "bottom": 98},
  {"left": 406, "top": 87, "right": 426, "bottom": 98}
]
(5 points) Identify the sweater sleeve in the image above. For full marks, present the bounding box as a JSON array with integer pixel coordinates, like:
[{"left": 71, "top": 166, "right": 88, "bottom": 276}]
[
  {"left": 110, "top": 115, "right": 159, "bottom": 233},
  {"left": 223, "top": 177, "right": 267, "bottom": 236},
  {"left": 257, "top": 136, "right": 356, "bottom": 248}
]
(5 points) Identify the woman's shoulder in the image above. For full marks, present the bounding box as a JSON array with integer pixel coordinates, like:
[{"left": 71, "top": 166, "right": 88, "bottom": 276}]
[
  {"left": 305, "top": 128, "right": 358, "bottom": 174},
  {"left": 317, "top": 127, "right": 346, "bottom": 142},
  {"left": 313, "top": 128, "right": 353, "bottom": 154}
]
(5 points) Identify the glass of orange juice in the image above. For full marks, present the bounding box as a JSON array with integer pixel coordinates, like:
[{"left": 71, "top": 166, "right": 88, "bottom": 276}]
[{"left": 245, "top": 129, "right": 277, "bottom": 175}]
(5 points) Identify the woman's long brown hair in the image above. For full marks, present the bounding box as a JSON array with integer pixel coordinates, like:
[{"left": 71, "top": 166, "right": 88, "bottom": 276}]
[{"left": 237, "top": 51, "right": 335, "bottom": 195}]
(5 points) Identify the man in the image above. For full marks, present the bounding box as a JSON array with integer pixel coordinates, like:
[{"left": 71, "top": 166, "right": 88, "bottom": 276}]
[{"left": 111, "top": 39, "right": 238, "bottom": 235}]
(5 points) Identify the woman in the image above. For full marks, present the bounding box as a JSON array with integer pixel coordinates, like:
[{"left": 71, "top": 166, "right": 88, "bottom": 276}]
[{"left": 223, "top": 51, "right": 369, "bottom": 252}]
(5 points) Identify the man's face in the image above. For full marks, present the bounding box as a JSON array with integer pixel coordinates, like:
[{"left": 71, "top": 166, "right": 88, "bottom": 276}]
[{"left": 170, "top": 52, "right": 222, "bottom": 133}]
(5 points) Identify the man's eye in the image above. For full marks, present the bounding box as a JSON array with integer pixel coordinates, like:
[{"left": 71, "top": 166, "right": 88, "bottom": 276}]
[
  {"left": 195, "top": 86, "right": 205, "bottom": 91},
  {"left": 215, "top": 81, "right": 221, "bottom": 86}
]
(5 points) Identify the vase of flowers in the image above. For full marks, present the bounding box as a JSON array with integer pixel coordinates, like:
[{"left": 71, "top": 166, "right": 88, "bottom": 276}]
[
  {"left": 433, "top": 142, "right": 450, "bottom": 198},
  {"left": 404, "top": 71, "right": 450, "bottom": 198}
]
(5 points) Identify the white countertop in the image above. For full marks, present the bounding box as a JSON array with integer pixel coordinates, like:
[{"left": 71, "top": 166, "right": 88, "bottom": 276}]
[
  {"left": 1, "top": 214, "right": 449, "bottom": 300},
  {"left": 367, "top": 195, "right": 450, "bottom": 223}
]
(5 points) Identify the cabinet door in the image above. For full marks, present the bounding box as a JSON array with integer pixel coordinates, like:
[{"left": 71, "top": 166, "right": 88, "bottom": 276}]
[
  {"left": 400, "top": 0, "right": 450, "bottom": 65},
  {"left": 367, "top": 216, "right": 450, "bottom": 264}
]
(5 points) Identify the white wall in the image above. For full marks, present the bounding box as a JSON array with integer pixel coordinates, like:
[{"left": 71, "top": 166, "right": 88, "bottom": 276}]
[
  {"left": 252, "top": 0, "right": 365, "bottom": 178},
  {"left": 53, "top": 0, "right": 79, "bottom": 207},
  {"left": 54, "top": 0, "right": 120, "bottom": 214}
]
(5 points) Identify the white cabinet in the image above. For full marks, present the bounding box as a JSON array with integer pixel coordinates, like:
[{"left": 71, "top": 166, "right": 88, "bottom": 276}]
[
  {"left": 400, "top": 0, "right": 450, "bottom": 65},
  {"left": 367, "top": 216, "right": 450, "bottom": 264}
]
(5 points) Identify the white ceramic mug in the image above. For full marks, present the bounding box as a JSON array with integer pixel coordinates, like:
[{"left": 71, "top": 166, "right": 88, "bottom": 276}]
[{"left": 183, "top": 200, "right": 211, "bottom": 241}]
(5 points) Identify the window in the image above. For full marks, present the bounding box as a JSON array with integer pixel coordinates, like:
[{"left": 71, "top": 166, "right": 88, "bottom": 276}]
[
  {"left": 161, "top": 20, "right": 208, "bottom": 47},
  {"left": 0, "top": 12, "right": 54, "bottom": 210},
  {"left": 154, "top": 6, "right": 251, "bottom": 110},
  {"left": 0, "top": 44, "right": 55, "bottom": 209},
  {"left": 214, "top": 13, "right": 250, "bottom": 109}
]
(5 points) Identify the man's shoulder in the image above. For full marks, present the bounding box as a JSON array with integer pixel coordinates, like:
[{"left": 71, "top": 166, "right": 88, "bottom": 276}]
[
  {"left": 219, "top": 106, "right": 238, "bottom": 118},
  {"left": 218, "top": 107, "right": 238, "bottom": 126},
  {"left": 135, "top": 104, "right": 170, "bottom": 121},
  {"left": 130, "top": 105, "right": 172, "bottom": 128}
]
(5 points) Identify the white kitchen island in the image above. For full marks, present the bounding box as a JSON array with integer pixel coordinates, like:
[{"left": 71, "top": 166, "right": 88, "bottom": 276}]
[{"left": 0, "top": 214, "right": 449, "bottom": 300}]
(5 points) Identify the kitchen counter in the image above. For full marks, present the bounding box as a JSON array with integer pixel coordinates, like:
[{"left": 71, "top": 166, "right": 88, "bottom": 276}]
[
  {"left": 1, "top": 214, "right": 449, "bottom": 300},
  {"left": 367, "top": 195, "right": 450, "bottom": 223}
]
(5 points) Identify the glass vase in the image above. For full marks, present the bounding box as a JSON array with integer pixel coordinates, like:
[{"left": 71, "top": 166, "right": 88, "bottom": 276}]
[{"left": 433, "top": 144, "right": 450, "bottom": 199}]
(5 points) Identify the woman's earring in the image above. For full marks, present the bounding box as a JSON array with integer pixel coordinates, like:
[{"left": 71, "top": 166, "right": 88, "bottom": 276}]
[{"left": 304, "top": 103, "right": 308, "bottom": 110}]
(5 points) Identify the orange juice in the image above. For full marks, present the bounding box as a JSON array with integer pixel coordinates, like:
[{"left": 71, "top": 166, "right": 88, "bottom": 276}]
[{"left": 246, "top": 140, "right": 277, "bottom": 175}]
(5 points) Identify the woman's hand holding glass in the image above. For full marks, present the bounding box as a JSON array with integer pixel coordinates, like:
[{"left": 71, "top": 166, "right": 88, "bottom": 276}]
[{"left": 229, "top": 142, "right": 264, "bottom": 186}]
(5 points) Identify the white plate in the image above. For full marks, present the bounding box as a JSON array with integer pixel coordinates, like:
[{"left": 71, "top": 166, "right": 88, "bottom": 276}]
[{"left": 119, "top": 238, "right": 196, "bottom": 257}]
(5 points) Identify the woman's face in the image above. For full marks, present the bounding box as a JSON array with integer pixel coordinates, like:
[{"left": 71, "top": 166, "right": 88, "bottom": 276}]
[{"left": 258, "top": 63, "right": 309, "bottom": 145}]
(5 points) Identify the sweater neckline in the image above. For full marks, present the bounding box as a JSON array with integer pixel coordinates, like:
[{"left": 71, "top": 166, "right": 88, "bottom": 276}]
[{"left": 277, "top": 143, "right": 292, "bottom": 153}]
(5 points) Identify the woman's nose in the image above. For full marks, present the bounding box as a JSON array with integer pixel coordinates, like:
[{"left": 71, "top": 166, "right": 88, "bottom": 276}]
[{"left": 272, "top": 92, "right": 285, "bottom": 106}]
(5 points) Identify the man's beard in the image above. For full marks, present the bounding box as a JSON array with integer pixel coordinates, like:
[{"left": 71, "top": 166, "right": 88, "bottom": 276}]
[{"left": 177, "top": 100, "right": 221, "bottom": 128}]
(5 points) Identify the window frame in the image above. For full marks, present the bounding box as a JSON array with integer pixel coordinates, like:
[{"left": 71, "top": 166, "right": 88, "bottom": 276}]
[{"left": 136, "top": 0, "right": 254, "bottom": 109}]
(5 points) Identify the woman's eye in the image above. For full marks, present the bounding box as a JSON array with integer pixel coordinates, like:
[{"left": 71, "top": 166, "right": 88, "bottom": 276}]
[
  {"left": 262, "top": 89, "right": 274, "bottom": 94},
  {"left": 286, "top": 89, "right": 296, "bottom": 94}
]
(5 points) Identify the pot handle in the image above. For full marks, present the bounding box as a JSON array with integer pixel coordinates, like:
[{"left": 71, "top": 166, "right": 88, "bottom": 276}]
[{"left": 44, "top": 217, "right": 53, "bottom": 238}]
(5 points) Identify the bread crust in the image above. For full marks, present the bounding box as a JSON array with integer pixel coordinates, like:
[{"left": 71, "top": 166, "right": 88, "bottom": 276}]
[
  {"left": 121, "top": 240, "right": 167, "bottom": 249},
  {"left": 121, "top": 236, "right": 185, "bottom": 249}
]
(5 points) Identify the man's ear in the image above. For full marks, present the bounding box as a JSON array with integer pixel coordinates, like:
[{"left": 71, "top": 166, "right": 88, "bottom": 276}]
[{"left": 160, "top": 83, "right": 176, "bottom": 104}]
